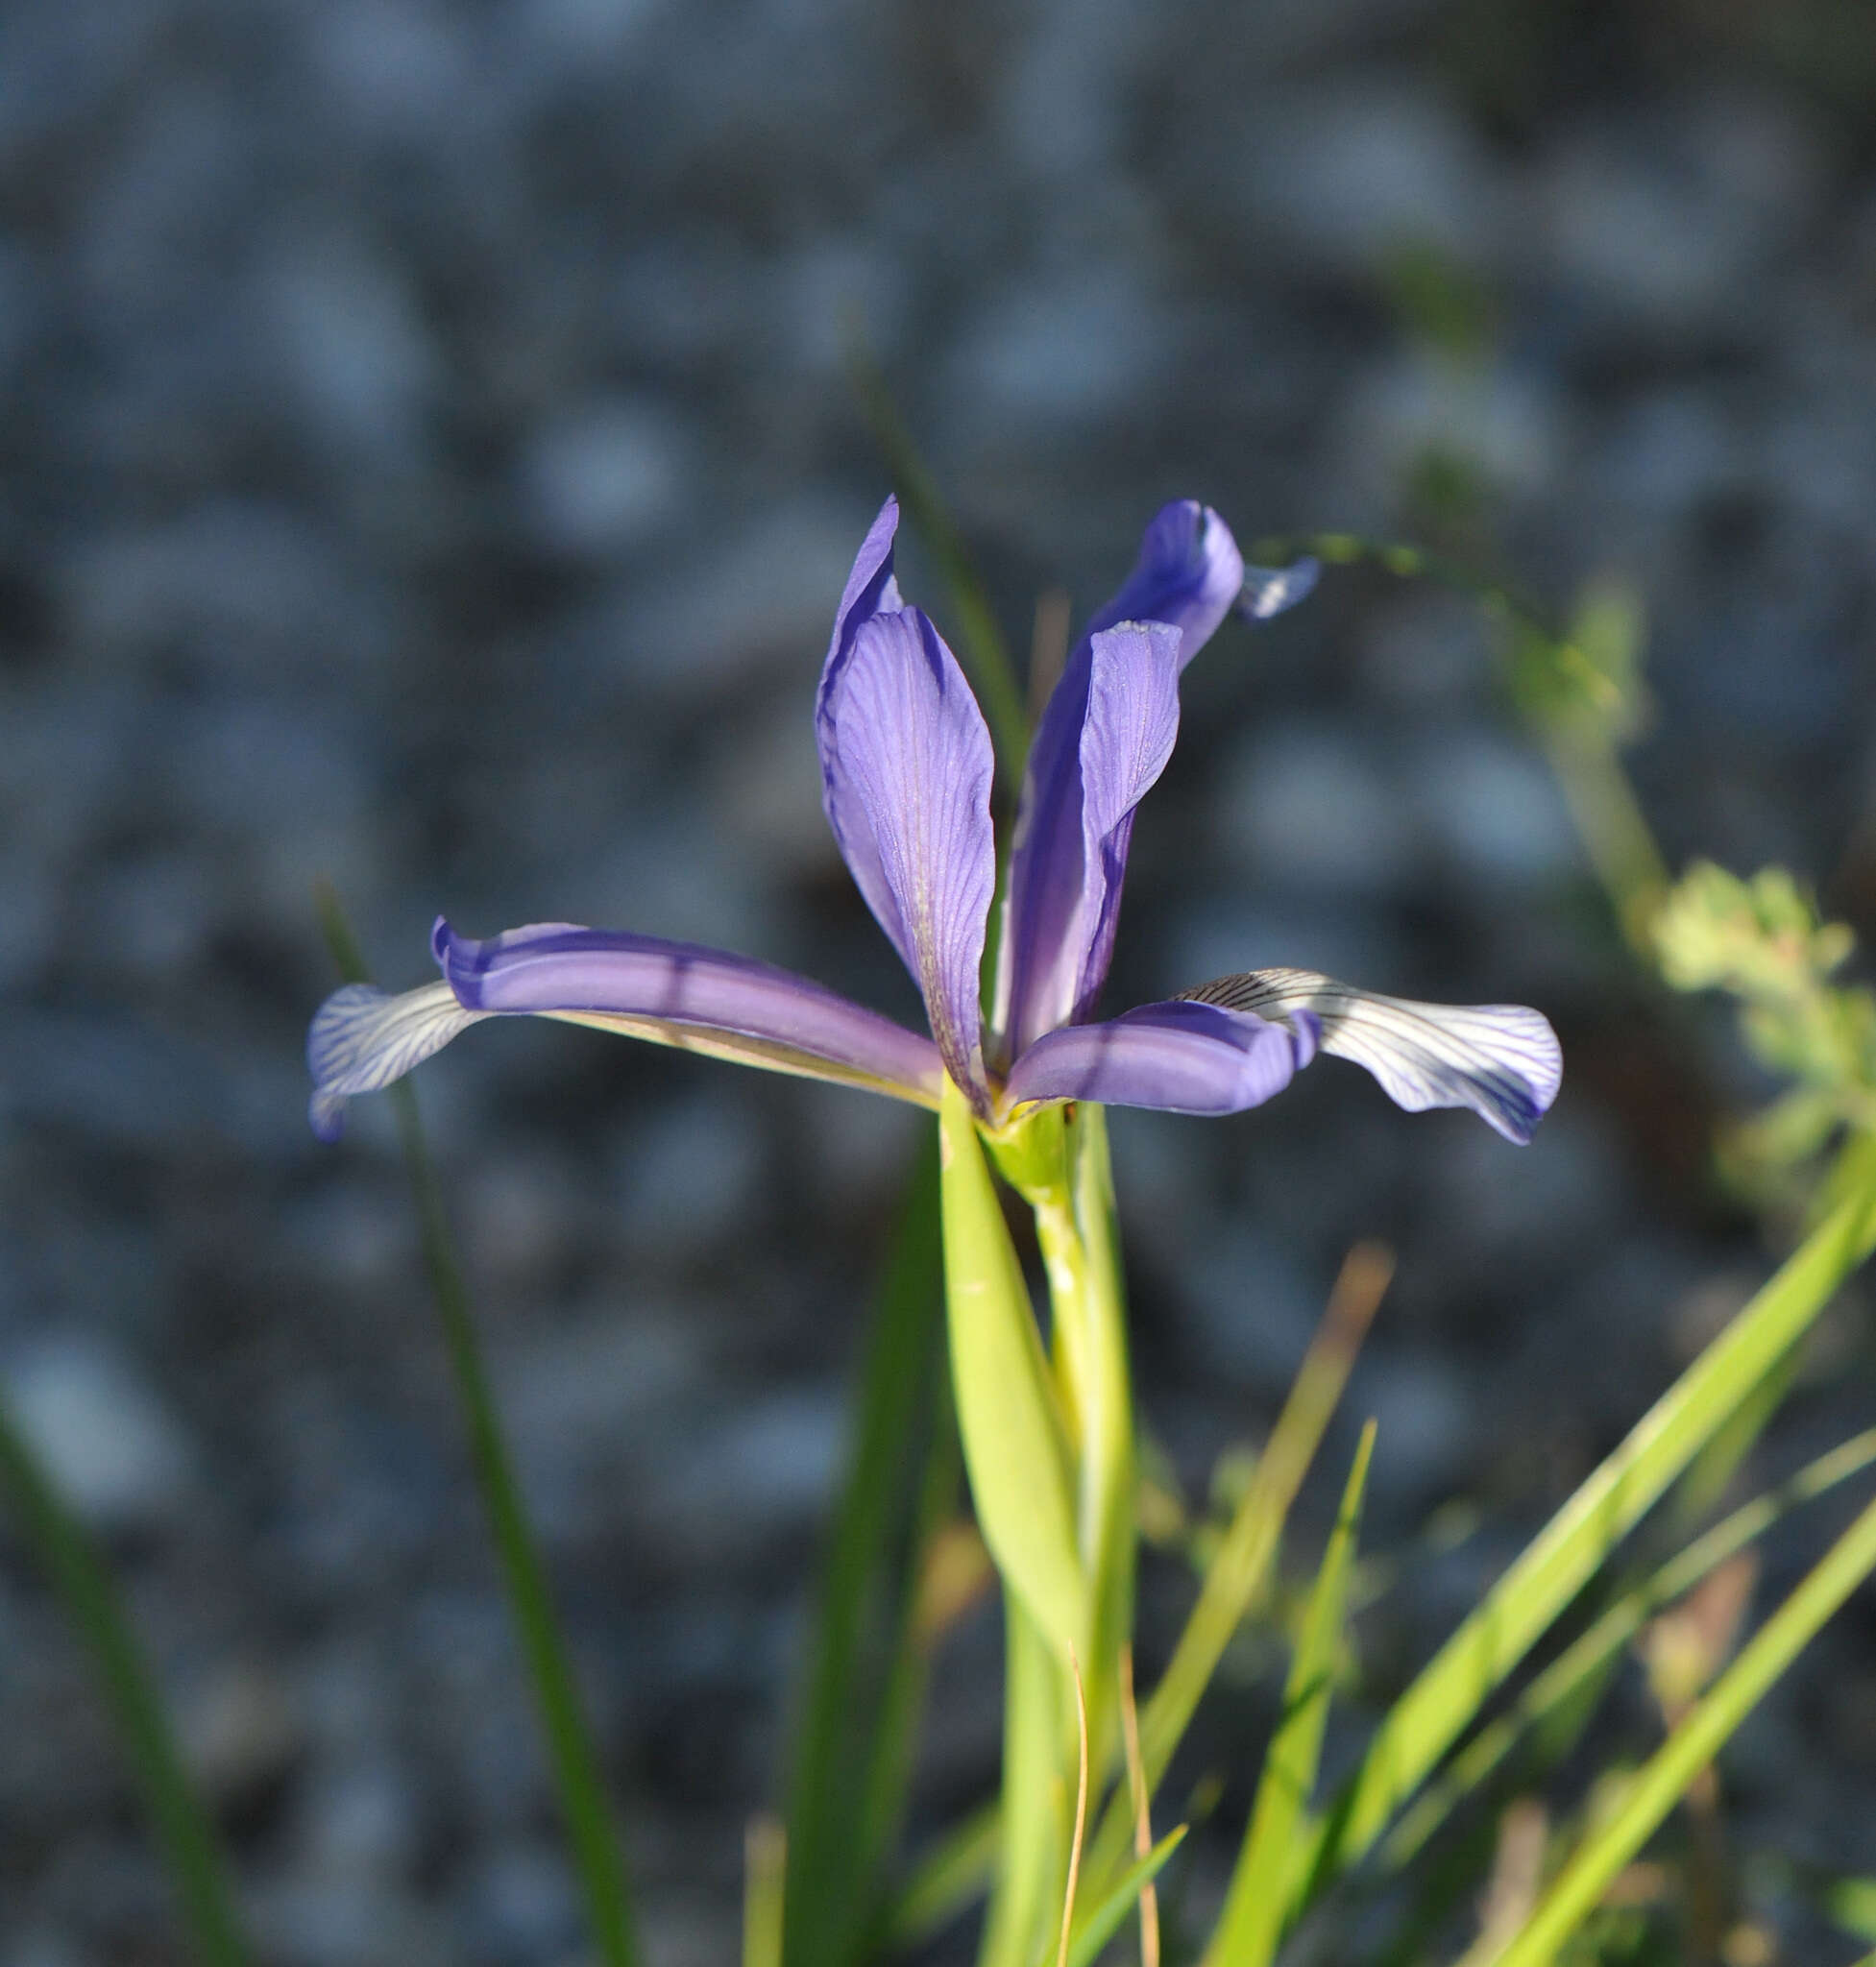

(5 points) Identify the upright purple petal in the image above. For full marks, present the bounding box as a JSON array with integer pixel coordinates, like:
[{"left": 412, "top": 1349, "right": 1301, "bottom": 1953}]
[
  {"left": 995, "top": 503, "right": 1262, "bottom": 1060},
  {"left": 816, "top": 498, "right": 909, "bottom": 962},
  {"left": 1001, "top": 998, "right": 1314, "bottom": 1117},
  {"left": 1176, "top": 968, "right": 1562, "bottom": 1143},
  {"left": 1082, "top": 498, "right": 1247, "bottom": 668},
  {"left": 794, "top": 604, "right": 999, "bottom": 1104}
]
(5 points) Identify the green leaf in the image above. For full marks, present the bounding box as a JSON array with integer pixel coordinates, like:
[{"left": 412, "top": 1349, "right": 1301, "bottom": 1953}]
[
  {"left": 317, "top": 884, "right": 641, "bottom": 1967},
  {"left": 1480, "top": 1484, "right": 1876, "bottom": 1967},
  {"left": 1047, "top": 1825, "right": 1187, "bottom": 1967},
  {"left": 0, "top": 1389, "right": 255, "bottom": 1967},
  {"left": 781, "top": 1129, "right": 956, "bottom": 1967},
  {"left": 1302, "top": 1143, "right": 1876, "bottom": 1903},
  {"left": 938, "top": 1078, "right": 1086, "bottom": 1664},
  {"left": 1207, "top": 1421, "right": 1377, "bottom": 1967},
  {"left": 1384, "top": 1424, "right": 1876, "bottom": 1868}
]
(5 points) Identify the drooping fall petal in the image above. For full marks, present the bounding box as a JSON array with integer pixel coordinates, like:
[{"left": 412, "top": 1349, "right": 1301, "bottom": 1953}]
[
  {"left": 306, "top": 919, "right": 946, "bottom": 1138},
  {"left": 1175, "top": 968, "right": 1562, "bottom": 1143}
]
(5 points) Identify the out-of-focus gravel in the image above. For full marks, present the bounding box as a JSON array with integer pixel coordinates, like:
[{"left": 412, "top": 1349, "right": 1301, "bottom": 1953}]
[{"left": 4, "top": 2, "right": 1875, "bottom": 1960}]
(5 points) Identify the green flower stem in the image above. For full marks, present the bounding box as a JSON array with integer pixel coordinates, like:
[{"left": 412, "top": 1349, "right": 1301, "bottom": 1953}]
[
  {"left": 981, "top": 1597, "right": 1074, "bottom": 1967},
  {"left": 316, "top": 885, "right": 640, "bottom": 1967},
  {"left": 1022, "top": 1105, "right": 1136, "bottom": 1777},
  {"left": 0, "top": 1390, "right": 254, "bottom": 1967}
]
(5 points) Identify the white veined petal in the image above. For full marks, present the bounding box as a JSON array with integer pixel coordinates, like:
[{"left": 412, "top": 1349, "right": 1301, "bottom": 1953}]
[
  {"left": 1177, "top": 967, "right": 1561, "bottom": 1143},
  {"left": 307, "top": 981, "right": 491, "bottom": 1139}
]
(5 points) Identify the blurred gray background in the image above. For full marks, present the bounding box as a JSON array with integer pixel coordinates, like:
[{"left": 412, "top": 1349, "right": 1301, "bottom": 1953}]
[{"left": 3, "top": 0, "right": 1875, "bottom": 1960}]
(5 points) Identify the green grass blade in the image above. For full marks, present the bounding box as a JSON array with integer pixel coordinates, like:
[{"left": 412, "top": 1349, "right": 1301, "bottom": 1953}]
[
  {"left": 0, "top": 1389, "right": 255, "bottom": 1967},
  {"left": 744, "top": 1816, "right": 787, "bottom": 1967},
  {"left": 1048, "top": 1825, "right": 1187, "bottom": 1967},
  {"left": 782, "top": 1129, "right": 953, "bottom": 1967},
  {"left": 846, "top": 345, "right": 1029, "bottom": 788},
  {"left": 1207, "top": 1421, "right": 1377, "bottom": 1967},
  {"left": 1303, "top": 1145, "right": 1876, "bottom": 1900},
  {"left": 1385, "top": 1425, "right": 1876, "bottom": 1868},
  {"left": 316, "top": 885, "right": 641, "bottom": 1967},
  {"left": 1480, "top": 1484, "right": 1876, "bottom": 1967},
  {"left": 1080, "top": 1245, "right": 1390, "bottom": 1899}
]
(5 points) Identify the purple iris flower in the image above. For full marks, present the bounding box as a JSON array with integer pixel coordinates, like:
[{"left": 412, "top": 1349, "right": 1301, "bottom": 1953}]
[{"left": 309, "top": 498, "right": 1560, "bottom": 1144}]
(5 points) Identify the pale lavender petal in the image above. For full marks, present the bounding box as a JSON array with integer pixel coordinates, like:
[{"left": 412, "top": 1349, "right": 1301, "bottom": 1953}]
[
  {"left": 816, "top": 497, "right": 907, "bottom": 960},
  {"left": 996, "top": 503, "right": 1263, "bottom": 1059},
  {"left": 1239, "top": 556, "right": 1319, "bottom": 620},
  {"left": 432, "top": 918, "right": 946, "bottom": 1105},
  {"left": 1001, "top": 998, "right": 1312, "bottom": 1117},
  {"left": 811, "top": 606, "right": 996, "bottom": 1104},
  {"left": 1176, "top": 968, "right": 1562, "bottom": 1144},
  {"left": 307, "top": 980, "right": 490, "bottom": 1140}
]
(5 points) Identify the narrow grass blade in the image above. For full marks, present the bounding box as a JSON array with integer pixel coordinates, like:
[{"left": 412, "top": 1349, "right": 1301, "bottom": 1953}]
[
  {"left": 1478, "top": 1485, "right": 1876, "bottom": 1967},
  {"left": 846, "top": 343, "right": 1030, "bottom": 785},
  {"left": 1049, "top": 1827, "right": 1187, "bottom": 1967},
  {"left": 316, "top": 884, "right": 640, "bottom": 1967},
  {"left": 782, "top": 1129, "right": 953, "bottom": 1967},
  {"left": 1206, "top": 1421, "right": 1377, "bottom": 1967},
  {"left": 0, "top": 1391, "right": 255, "bottom": 1967},
  {"left": 1385, "top": 1425, "right": 1876, "bottom": 1868},
  {"left": 743, "top": 1816, "right": 787, "bottom": 1967},
  {"left": 1303, "top": 1148, "right": 1876, "bottom": 1900},
  {"left": 1079, "top": 1243, "right": 1390, "bottom": 1899},
  {"left": 938, "top": 1078, "right": 1086, "bottom": 1664}
]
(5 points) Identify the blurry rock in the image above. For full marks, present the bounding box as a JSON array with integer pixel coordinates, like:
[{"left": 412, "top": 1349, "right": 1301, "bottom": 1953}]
[
  {"left": 1355, "top": 590, "right": 1494, "bottom": 709},
  {"left": 622, "top": 498, "right": 881, "bottom": 695},
  {"left": 0, "top": 846, "right": 56, "bottom": 993},
  {"left": 178, "top": 1658, "right": 304, "bottom": 1809},
  {"left": 1526, "top": 92, "right": 1821, "bottom": 345},
  {"left": 1348, "top": 1348, "right": 1474, "bottom": 1511},
  {"left": 1592, "top": 386, "right": 1741, "bottom": 521},
  {"left": 1404, "top": 725, "right": 1578, "bottom": 892},
  {"left": 659, "top": 1388, "right": 844, "bottom": 1548},
  {"left": 295, "top": 1758, "right": 424, "bottom": 1882},
  {"left": 1173, "top": 1225, "right": 1326, "bottom": 1394},
  {"left": 257, "top": 227, "right": 440, "bottom": 462},
  {"left": 500, "top": 1316, "right": 704, "bottom": 1542},
  {"left": 616, "top": 1091, "right": 767, "bottom": 1258},
  {"left": 944, "top": 267, "right": 1176, "bottom": 437},
  {"left": 254, "top": 1876, "right": 451, "bottom": 1967},
  {"left": 65, "top": 502, "right": 398, "bottom": 682},
  {"left": 3, "top": 1334, "right": 194, "bottom": 1536},
  {"left": 517, "top": 394, "right": 697, "bottom": 558},
  {"left": 1336, "top": 352, "right": 1562, "bottom": 514},
  {"left": 1219, "top": 721, "right": 1413, "bottom": 896},
  {"left": 456, "top": 1842, "right": 581, "bottom": 1967},
  {"left": 1230, "top": 80, "right": 1505, "bottom": 281}
]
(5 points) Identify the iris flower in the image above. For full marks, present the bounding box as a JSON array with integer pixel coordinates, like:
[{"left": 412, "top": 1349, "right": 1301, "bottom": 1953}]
[{"left": 309, "top": 498, "right": 1559, "bottom": 1144}]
